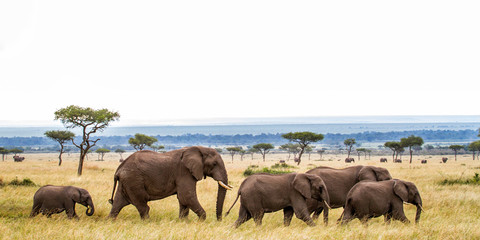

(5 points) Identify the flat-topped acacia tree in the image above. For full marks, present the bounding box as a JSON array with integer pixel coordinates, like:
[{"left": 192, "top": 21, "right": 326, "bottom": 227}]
[
  {"left": 282, "top": 132, "right": 324, "bottom": 165},
  {"left": 44, "top": 130, "right": 75, "bottom": 166},
  {"left": 252, "top": 143, "right": 274, "bottom": 162},
  {"left": 400, "top": 135, "right": 424, "bottom": 164},
  {"left": 54, "top": 105, "right": 120, "bottom": 176}
]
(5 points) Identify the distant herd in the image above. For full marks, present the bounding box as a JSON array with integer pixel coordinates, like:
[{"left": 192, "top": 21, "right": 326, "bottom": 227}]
[{"left": 16, "top": 146, "right": 425, "bottom": 226}]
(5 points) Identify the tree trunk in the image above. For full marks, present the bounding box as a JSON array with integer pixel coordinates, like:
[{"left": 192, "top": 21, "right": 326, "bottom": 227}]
[
  {"left": 454, "top": 151, "right": 457, "bottom": 161},
  {"left": 78, "top": 149, "right": 86, "bottom": 176},
  {"left": 409, "top": 147, "right": 413, "bottom": 164},
  {"left": 58, "top": 145, "right": 63, "bottom": 166}
]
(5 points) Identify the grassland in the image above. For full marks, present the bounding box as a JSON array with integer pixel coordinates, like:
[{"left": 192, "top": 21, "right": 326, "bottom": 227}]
[{"left": 1, "top": 152, "right": 480, "bottom": 239}]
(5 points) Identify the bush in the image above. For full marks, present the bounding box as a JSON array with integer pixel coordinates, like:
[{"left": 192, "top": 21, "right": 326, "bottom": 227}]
[
  {"left": 439, "top": 173, "right": 480, "bottom": 185},
  {"left": 243, "top": 164, "right": 294, "bottom": 176},
  {"left": 270, "top": 163, "right": 296, "bottom": 169},
  {"left": 8, "top": 177, "right": 37, "bottom": 187}
]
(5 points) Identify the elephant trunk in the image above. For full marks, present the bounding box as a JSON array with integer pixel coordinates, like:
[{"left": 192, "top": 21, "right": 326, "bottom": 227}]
[
  {"left": 414, "top": 194, "right": 423, "bottom": 223},
  {"left": 85, "top": 198, "right": 95, "bottom": 216},
  {"left": 215, "top": 174, "right": 229, "bottom": 221}
]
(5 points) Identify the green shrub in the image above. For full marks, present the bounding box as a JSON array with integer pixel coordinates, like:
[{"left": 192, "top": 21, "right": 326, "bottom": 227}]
[
  {"left": 439, "top": 173, "right": 480, "bottom": 185},
  {"left": 270, "top": 163, "right": 296, "bottom": 169},
  {"left": 8, "top": 177, "right": 36, "bottom": 187},
  {"left": 243, "top": 164, "right": 294, "bottom": 176}
]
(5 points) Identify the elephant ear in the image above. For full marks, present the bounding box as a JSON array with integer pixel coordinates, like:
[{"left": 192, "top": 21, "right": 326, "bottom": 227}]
[
  {"left": 181, "top": 147, "right": 204, "bottom": 181},
  {"left": 358, "top": 166, "right": 377, "bottom": 181},
  {"left": 69, "top": 187, "right": 82, "bottom": 203},
  {"left": 393, "top": 180, "right": 409, "bottom": 202},
  {"left": 293, "top": 173, "right": 311, "bottom": 199}
]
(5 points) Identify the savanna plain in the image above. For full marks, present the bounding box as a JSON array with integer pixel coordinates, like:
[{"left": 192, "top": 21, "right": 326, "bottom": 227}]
[{"left": 1, "top": 152, "right": 479, "bottom": 240}]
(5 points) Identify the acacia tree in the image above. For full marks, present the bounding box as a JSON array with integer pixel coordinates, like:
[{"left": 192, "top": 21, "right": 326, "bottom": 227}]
[
  {"left": 317, "top": 149, "right": 326, "bottom": 160},
  {"left": 0, "top": 148, "right": 9, "bottom": 161},
  {"left": 400, "top": 135, "right": 424, "bottom": 164},
  {"left": 115, "top": 148, "right": 126, "bottom": 161},
  {"left": 280, "top": 143, "right": 300, "bottom": 161},
  {"left": 468, "top": 141, "right": 480, "bottom": 160},
  {"left": 344, "top": 138, "right": 356, "bottom": 159},
  {"left": 449, "top": 145, "right": 464, "bottom": 161},
  {"left": 44, "top": 130, "right": 75, "bottom": 166},
  {"left": 128, "top": 133, "right": 158, "bottom": 151},
  {"left": 384, "top": 141, "right": 403, "bottom": 161},
  {"left": 282, "top": 132, "right": 324, "bottom": 165},
  {"left": 356, "top": 148, "right": 366, "bottom": 161},
  {"left": 226, "top": 146, "right": 242, "bottom": 162},
  {"left": 252, "top": 143, "right": 274, "bottom": 162},
  {"left": 54, "top": 105, "right": 120, "bottom": 176},
  {"left": 95, "top": 148, "right": 110, "bottom": 161}
]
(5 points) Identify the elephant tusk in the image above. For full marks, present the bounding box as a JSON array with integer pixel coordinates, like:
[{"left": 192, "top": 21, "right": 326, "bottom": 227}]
[
  {"left": 418, "top": 205, "right": 425, "bottom": 212},
  {"left": 323, "top": 200, "right": 331, "bottom": 209},
  {"left": 218, "top": 181, "right": 233, "bottom": 190}
]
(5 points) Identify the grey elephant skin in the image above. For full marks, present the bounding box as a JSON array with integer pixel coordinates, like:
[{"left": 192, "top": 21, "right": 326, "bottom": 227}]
[
  {"left": 341, "top": 179, "right": 423, "bottom": 224},
  {"left": 226, "top": 173, "right": 330, "bottom": 228},
  {"left": 306, "top": 165, "right": 392, "bottom": 224},
  {"left": 30, "top": 185, "right": 94, "bottom": 219},
  {"left": 108, "top": 146, "right": 232, "bottom": 220}
]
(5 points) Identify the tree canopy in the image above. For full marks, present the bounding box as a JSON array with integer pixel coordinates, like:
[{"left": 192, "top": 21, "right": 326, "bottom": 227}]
[
  {"left": 344, "top": 138, "right": 356, "bottom": 159},
  {"left": 282, "top": 132, "right": 324, "bottom": 165},
  {"left": 128, "top": 133, "right": 158, "bottom": 151},
  {"left": 226, "top": 146, "right": 242, "bottom": 162},
  {"left": 449, "top": 144, "right": 465, "bottom": 161},
  {"left": 400, "top": 135, "right": 424, "bottom": 164},
  {"left": 252, "top": 143, "right": 274, "bottom": 162},
  {"left": 44, "top": 130, "right": 75, "bottom": 166},
  {"left": 54, "top": 105, "right": 120, "bottom": 176},
  {"left": 95, "top": 148, "right": 110, "bottom": 161}
]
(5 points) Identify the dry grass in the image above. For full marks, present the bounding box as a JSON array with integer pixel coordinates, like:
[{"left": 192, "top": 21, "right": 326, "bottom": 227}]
[{"left": 1, "top": 152, "right": 480, "bottom": 239}]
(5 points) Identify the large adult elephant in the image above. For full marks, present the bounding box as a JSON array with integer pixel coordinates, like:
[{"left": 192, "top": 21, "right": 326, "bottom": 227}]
[
  {"left": 108, "top": 146, "right": 232, "bottom": 220},
  {"left": 306, "top": 165, "right": 392, "bottom": 224}
]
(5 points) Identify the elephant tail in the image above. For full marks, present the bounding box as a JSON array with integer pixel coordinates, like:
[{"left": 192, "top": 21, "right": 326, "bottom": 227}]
[
  {"left": 108, "top": 175, "right": 119, "bottom": 205},
  {"left": 225, "top": 191, "right": 241, "bottom": 217}
]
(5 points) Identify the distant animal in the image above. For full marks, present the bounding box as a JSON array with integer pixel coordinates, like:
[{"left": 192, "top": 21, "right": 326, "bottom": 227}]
[
  {"left": 442, "top": 157, "right": 448, "bottom": 163},
  {"left": 108, "top": 146, "right": 232, "bottom": 220},
  {"left": 394, "top": 159, "right": 402, "bottom": 163},
  {"left": 341, "top": 179, "right": 423, "bottom": 225},
  {"left": 13, "top": 156, "right": 25, "bottom": 162},
  {"left": 226, "top": 173, "right": 330, "bottom": 228},
  {"left": 380, "top": 158, "right": 388, "bottom": 163},
  {"left": 421, "top": 160, "right": 427, "bottom": 164},
  {"left": 345, "top": 158, "right": 355, "bottom": 163},
  {"left": 294, "top": 157, "right": 300, "bottom": 163},
  {"left": 306, "top": 165, "right": 392, "bottom": 224},
  {"left": 279, "top": 160, "right": 286, "bottom": 164},
  {"left": 30, "top": 185, "right": 94, "bottom": 219}
]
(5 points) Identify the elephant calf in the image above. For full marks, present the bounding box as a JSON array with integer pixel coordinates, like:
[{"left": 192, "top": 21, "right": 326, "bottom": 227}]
[
  {"left": 30, "top": 185, "right": 95, "bottom": 219},
  {"left": 341, "top": 179, "right": 423, "bottom": 224},
  {"left": 226, "top": 173, "right": 330, "bottom": 228}
]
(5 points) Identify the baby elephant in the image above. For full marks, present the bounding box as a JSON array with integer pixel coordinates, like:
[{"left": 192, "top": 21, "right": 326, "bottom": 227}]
[
  {"left": 226, "top": 173, "right": 330, "bottom": 228},
  {"left": 341, "top": 179, "right": 423, "bottom": 224},
  {"left": 30, "top": 185, "right": 95, "bottom": 219}
]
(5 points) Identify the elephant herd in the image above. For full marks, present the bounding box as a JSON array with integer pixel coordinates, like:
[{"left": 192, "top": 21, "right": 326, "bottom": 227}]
[{"left": 28, "top": 146, "right": 423, "bottom": 227}]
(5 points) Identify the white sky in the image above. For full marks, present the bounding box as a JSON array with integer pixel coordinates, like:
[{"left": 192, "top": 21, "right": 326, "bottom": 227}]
[{"left": 1, "top": 0, "right": 479, "bottom": 126}]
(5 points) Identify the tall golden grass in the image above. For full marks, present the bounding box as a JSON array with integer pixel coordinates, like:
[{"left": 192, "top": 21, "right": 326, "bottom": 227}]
[{"left": 1, "top": 152, "right": 479, "bottom": 239}]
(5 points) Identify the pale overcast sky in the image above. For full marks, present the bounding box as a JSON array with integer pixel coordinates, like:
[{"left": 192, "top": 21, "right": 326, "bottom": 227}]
[{"left": 1, "top": 1, "right": 479, "bottom": 126}]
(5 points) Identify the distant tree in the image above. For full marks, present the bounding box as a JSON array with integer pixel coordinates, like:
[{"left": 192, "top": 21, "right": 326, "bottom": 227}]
[
  {"left": 95, "top": 148, "right": 110, "bottom": 161},
  {"left": 128, "top": 133, "right": 158, "bottom": 151},
  {"left": 0, "top": 147, "right": 9, "bottom": 161},
  {"left": 317, "top": 149, "right": 326, "bottom": 160},
  {"left": 215, "top": 148, "right": 223, "bottom": 154},
  {"left": 44, "top": 130, "right": 75, "bottom": 166},
  {"left": 344, "top": 138, "right": 356, "bottom": 159},
  {"left": 247, "top": 148, "right": 258, "bottom": 160},
  {"left": 280, "top": 143, "right": 301, "bottom": 161},
  {"left": 226, "top": 146, "right": 242, "bottom": 162},
  {"left": 305, "top": 146, "right": 315, "bottom": 160},
  {"left": 54, "top": 105, "right": 120, "bottom": 176},
  {"left": 449, "top": 145, "right": 464, "bottom": 161},
  {"left": 252, "top": 143, "right": 275, "bottom": 162},
  {"left": 9, "top": 148, "right": 23, "bottom": 156},
  {"left": 115, "top": 148, "right": 126, "bottom": 161},
  {"left": 239, "top": 149, "right": 247, "bottom": 161},
  {"left": 282, "top": 132, "right": 324, "bottom": 165},
  {"left": 151, "top": 145, "right": 165, "bottom": 152},
  {"left": 468, "top": 141, "right": 480, "bottom": 160},
  {"left": 384, "top": 141, "right": 403, "bottom": 161},
  {"left": 356, "top": 148, "right": 366, "bottom": 161},
  {"left": 400, "top": 135, "right": 424, "bottom": 164}
]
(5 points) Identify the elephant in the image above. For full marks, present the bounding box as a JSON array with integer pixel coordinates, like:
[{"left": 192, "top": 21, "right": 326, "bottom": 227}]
[
  {"left": 225, "top": 173, "right": 330, "bottom": 228},
  {"left": 421, "top": 160, "right": 427, "bottom": 164},
  {"left": 380, "top": 158, "right": 388, "bottom": 163},
  {"left": 306, "top": 165, "right": 392, "bottom": 224},
  {"left": 341, "top": 179, "right": 423, "bottom": 224},
  {"left": 442, "top": 157, "right": 448, "bottom": 163},
  {"left": 394, "top": 159, "right": 402, "bottom": 163},
  {"left": 345, "top": 158, "right": 355, "bottom": 163},
  {"left": 13, "top": 156, "right": 25, "bottom": 162},
  {"left": 108, "top": 146, "right": 232, "bottom": 220},
  {"left": 30, "top": 185, "right": 94, "bottom": 219}
]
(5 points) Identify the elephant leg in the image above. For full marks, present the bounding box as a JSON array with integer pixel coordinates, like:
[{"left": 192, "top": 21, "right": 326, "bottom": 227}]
[
  {"left": 30, "top": 203, "right": 41, "bottom": 218},
  {"left": 234, "top": 205, "right": 251, "bottom": 228},
  {"left": 179, "top": 203, "right": 189, "bottom": 219},
  {"left": 177, "top": 183, "right": 206, "bottom": 221},
  {"left": 392, "top": 208, "right": 409, "bottom": 223},
  {"left": 384, "top": 213, "right": 392, "bottom": 224},
  {"left": 252, "top": 210, "right": 265, "bottom": 226},
  {"left": 312, "top": 207, "right": 323, "bottom": 220},
  {"left": 121, "top": 181, "right": 150, "bottom": 219},
  {"left": 340, "top": 207, "right": 353, "bottom": 225},
  {"left": 323, "top": 207, "right": 329, "bottom": 226},
  {"left": 65, "top": 202, "right": 78, "bottom": 219},
  {"left": 108, "top": 186, "right": 130, "bottom": 219},
  {"left": 294, "top": 207, "right": 315, "bottom": 227},
  {"left": 283, "top": 207, "right": 294, "bottom": 226}
]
